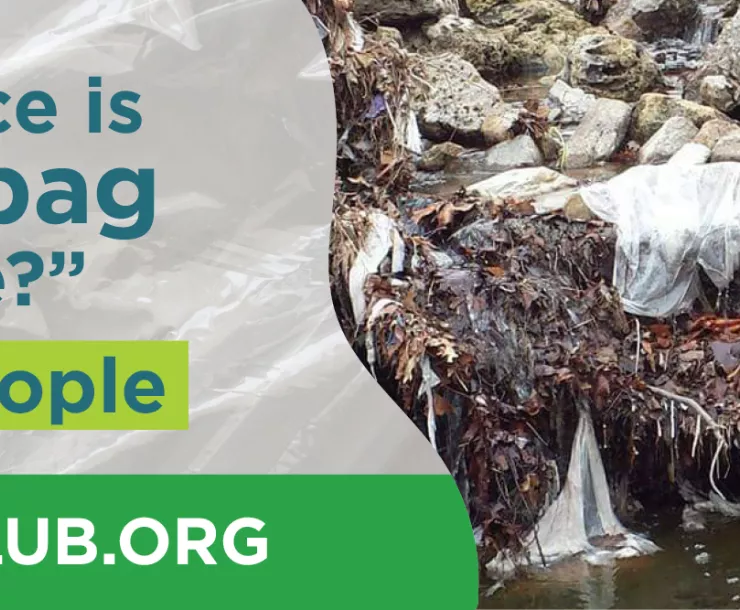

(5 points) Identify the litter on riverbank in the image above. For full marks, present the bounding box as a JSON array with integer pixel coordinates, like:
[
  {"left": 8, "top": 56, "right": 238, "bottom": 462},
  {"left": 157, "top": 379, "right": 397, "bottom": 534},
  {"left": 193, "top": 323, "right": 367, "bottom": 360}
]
[{"left": 310, "top": 0, "right": 740, "bottom": 581}]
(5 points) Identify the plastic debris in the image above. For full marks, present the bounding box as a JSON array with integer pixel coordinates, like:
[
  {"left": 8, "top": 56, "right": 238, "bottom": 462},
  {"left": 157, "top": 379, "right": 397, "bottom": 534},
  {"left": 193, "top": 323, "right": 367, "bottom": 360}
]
[
  {"left": 348, "top": 212, "right": 404, "bottom": 326},
  {"left": 487, "top": 405, "right": 659, "bottom": 578},
  {"left": 581, "top": 163, "right": 740, "bottom": 317}
]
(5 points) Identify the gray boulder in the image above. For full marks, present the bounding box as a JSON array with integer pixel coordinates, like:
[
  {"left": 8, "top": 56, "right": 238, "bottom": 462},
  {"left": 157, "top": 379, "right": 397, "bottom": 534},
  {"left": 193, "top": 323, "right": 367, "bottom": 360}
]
[
  {"left": 424, "top": 15, "right": 513, "bottom": 79},
  {"left": 631, "top": 93, "right": 724, "bottom": 143},
  {"left": 605, "top": 0, "right": 700, "bottom": 42},
  {"left": 565, "top": 98, "right": 632, "bottom": 169},
  {"left": 667, "top": 143, "right": 711, "bottom": 166},
  {"left": 711, "top": 132, "right": 740, "bottom": 162},
  {"left": 354, "top": 0, "right": 458, "bottom": 25},
  {"left": 639, "top": 116, "right": 699, "bottom": 164},
  {"left": 412, "top": 53, "right": 502, "bottom": 145},
  {"left": 466, "top": 0, "right": 593, "bottom": 73},
  {"left": 482, "top": 103, "right": 521, "bottom": 146},
  {"left": 418, "top": 142, "right": 465, "bottom": 172},
  {"left": 547, "top": 80, "right": 597, "bottom": 125},
  {"left": 485, "top": 135, "right": 544, "bottom": 171},
  {"left": 700, "top": 75, "right": 737, "bottom": 113},
  {"left": 693, "top": 118, "right": 740, "bottom": 148},
  {"left": 567, "top": 33, "right": 662, "bottom": 102}
]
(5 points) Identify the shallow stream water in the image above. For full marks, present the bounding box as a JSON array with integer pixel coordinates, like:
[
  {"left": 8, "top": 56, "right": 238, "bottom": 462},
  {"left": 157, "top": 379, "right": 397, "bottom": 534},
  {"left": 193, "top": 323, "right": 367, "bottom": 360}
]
[{"left": 480, "top": 515, "right": 740, "bottom": 609}]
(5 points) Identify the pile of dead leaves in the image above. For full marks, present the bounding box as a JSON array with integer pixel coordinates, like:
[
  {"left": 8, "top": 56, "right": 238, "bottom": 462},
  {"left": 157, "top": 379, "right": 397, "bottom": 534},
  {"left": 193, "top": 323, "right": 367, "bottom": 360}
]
[
  {"left": 332, "top": 185, "right": 740, "bottom": 566},
  {"left": 305, "top": 0, "right": 417, "bottom": 191}
]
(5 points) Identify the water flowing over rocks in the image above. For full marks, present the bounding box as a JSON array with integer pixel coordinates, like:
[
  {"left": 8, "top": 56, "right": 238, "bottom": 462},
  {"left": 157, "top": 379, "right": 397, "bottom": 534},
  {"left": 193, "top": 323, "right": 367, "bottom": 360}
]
[
  {"left": 311, "top": 0, "right": 740, "bottom": 591},
  {"left": 604, "top": 0, "right": 701, "bottom": 42},
  {"left": 688, "top": 9, "right": 740, "bottom": 114}
]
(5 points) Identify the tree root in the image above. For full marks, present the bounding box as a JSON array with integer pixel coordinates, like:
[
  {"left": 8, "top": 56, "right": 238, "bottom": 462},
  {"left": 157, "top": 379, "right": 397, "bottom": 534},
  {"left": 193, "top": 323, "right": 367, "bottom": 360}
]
[{"left": 645, "top": 384, "right": 729, "bottom": 501}]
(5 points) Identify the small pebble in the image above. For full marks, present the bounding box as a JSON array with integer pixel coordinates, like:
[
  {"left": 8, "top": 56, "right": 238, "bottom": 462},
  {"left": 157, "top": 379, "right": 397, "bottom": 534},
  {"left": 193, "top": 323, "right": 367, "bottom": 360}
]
[
  {"left": 695, "top": 543, "right": 706, "bottom": 550},
  {"left": 696, "top": 552, "right": 711, "bottom": 565},
  {"left": 705, "top": 571, "right": 711, "bottom": 578},
  {"left": 733, "top": 595, "right": 740, "bottom": 602},
  {"left": 729, "top": 577, "right": 740, "bottom": 585}
]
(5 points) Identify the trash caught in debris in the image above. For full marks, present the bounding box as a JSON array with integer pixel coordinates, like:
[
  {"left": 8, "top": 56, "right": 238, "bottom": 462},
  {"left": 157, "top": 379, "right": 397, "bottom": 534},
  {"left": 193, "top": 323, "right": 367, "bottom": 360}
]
[
  {"left": 487, "top": 405, "right": 659, "bottom": 579},
  {"left": 580, "top": 163, "right": 740, "bottom": 318},
  {"left": 310, "top": 0, "right": 740, "bottom": 595}
]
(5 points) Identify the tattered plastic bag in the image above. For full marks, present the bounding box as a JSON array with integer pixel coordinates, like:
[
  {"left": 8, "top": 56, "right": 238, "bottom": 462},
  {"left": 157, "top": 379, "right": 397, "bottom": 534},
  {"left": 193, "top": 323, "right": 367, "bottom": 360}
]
[
  {"left": 487, "top": 406, "right": 658, "bottom": 579},
  {"left": 580, "top": 162, "right": 740, "bottom": 318}
]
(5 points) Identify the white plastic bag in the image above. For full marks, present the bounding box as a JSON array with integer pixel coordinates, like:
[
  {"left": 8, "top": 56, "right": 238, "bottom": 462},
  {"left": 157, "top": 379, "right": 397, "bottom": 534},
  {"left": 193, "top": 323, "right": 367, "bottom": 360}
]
[{"left": 580, "top": 162, "right": 740, "bottom": 318}]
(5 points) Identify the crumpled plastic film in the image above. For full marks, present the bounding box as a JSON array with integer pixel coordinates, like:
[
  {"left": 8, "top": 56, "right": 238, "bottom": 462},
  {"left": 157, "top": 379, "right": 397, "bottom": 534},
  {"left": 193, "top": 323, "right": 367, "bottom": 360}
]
[
  {"left": 0, "top": 0, "right": 448, "bottom": 476},
  {"left": 580, "top": 162, "right": 740, "bottom": 318},
  {"left": 487, "top": 407, "right": 658, "bottom": 579}
]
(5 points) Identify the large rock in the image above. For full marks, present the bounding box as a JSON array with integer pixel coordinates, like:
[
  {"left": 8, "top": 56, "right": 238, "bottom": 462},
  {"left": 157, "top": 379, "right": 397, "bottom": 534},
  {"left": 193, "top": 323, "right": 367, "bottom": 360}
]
[
  {"left": 687, "top": 11, "right": 740, "bottom": 113},
  {"left": 604, "top": 0, "right": 699, "bottom": 42},
  {"left": 485, "top": 134, "right": 544, "bottom": 171},
  {"left": 424, "top": 16, "right": 514, "bottom": 79},
  {"left": 547, "top": 79, "right": 597, "bottom": 125},
  {"left": 693, "top": 118, "right": 740, "bottom": 148},
  {"left": 667, "top": 143, "right": 711, "bottom": 166},
  {"left": 412, "top": 54, "right": 502, "bottom": 145},
  {"left": 482, "top": 103, "right": 521, "bottom": 146},
  {"left": 466, "top": 0, "right": 594, "bottom": 73},
  {"left": 631, "top": 93, "right": 724, "bottom": 143},
  {"left": 567, "top": 33, "right": 661, "bottom": 102},
  {"left": 639, "top": 116, "right": 699, "bottom": 164},
  {"left": 699, "top": 75, "right": 737, "bottom": 113},
  {"left": 711, "top": 132, "right": 740, "bottom": 161},
  {"left": 565, "top": 98, "right": 632, "bottom": 168},
  {"left": 418, "top": 142, "right": 465, "bottom": 172},
  {"left": 354, "top": 0, "right": 458, "bottom": 25}
]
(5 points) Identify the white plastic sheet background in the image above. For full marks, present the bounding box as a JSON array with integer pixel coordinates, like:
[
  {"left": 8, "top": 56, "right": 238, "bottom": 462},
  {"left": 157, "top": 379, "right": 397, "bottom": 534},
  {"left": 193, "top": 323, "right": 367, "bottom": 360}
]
[{"left": 0, "top": 0, "right": 446, "bottom": 476}]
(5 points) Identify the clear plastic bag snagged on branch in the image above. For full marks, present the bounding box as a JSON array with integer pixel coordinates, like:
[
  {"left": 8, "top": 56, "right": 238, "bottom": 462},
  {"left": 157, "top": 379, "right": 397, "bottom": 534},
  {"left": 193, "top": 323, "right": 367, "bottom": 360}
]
[{"left": 580, "top": 162, "right": 740, "bottom": 318}]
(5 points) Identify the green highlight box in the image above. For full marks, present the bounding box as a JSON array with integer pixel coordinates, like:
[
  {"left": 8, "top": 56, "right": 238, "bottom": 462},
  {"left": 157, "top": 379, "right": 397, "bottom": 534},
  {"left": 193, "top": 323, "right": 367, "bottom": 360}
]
[
  {"left": 0, "top": 341, "right": 188, "bottom": 430},
  {"left": 0, "top": 475, "right": 478, "bottom": 609}
]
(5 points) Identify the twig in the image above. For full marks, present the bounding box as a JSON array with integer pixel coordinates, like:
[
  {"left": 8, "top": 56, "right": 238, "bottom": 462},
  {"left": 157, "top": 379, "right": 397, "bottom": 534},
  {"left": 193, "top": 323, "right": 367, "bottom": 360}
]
[{"left": 728, "top": 363, "right": 740, "bottom": 382}]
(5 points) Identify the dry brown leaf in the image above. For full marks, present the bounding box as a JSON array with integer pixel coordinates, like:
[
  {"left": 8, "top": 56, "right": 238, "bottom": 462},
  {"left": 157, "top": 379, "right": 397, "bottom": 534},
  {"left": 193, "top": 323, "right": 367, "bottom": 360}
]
[
  {"left": 486, "top": 266, "right": 506, "bottom": 278},
  {"left": 433, "top": 393, "right": 455, "bottom": 416}
]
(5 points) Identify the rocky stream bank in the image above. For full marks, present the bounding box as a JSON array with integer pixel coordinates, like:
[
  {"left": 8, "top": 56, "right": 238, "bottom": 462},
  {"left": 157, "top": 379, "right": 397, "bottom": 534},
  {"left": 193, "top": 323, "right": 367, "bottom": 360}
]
[{"left": 309, "top": 0, "right": 740, "bottom": 597}]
